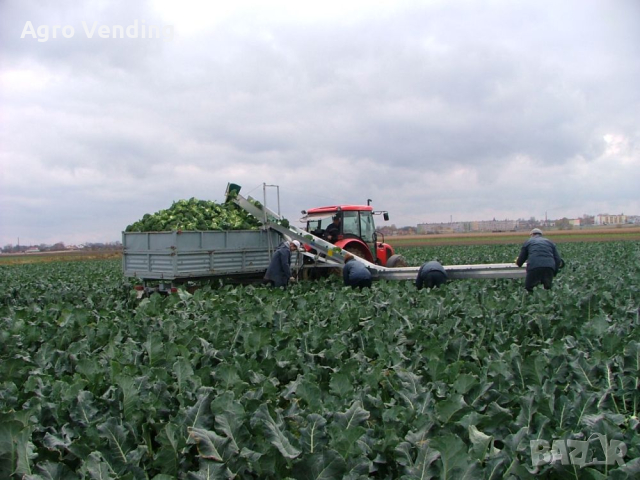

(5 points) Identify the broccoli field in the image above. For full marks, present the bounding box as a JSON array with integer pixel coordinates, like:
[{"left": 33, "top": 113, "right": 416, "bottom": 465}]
[{"left": 1, "top": 241, "right": 639, "bottom": 479}]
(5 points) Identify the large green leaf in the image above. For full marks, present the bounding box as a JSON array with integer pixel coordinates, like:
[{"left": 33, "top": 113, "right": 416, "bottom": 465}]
[
  {"left": 96, "top": 417, "right": 148, "bottom": 476},
  {"left": 431, "top": 434, "right": 469, "bottom": 480},
  {"left": 174, "top": 357, "right": 196, "bottom": 394},
  {"left": 334, "top": 401, "right": 370, "bottom": 429},
  {"left": 80, "top": 452, "right": 118, "bottom": 480},
  {"left": 394, "top": 441, "right": 440, "bottom": 479},
  {"left": 70, "top": 390, "right": 99, "bottom": 427},
  {"left": 435, "top": 394, "right": 467, "bottom": 423},
  {"left": 300, "top": 414, "right": 328, "bottom": 454},
  {"left": 468, "top": 425, "right": 494, "bottom": 461},
  {"left": 292, "top": 449, "right": 347, "bottom": 480},
  {"left": 24, "top": 461, "right": 79, "bottom": 480},
  {"left": 187, "top": 428, "right": 229, "bottom": 462},
  {"left": 329, "top": 373, "right": 353, "bottom": 398},
  {"left": 214, "top": 414, "right": 241, "bottom": 456},
  {"left": 453, "top": 374, "right": 479, "bottom": 395},
  {"left": 115, "top": 375, "right": 143, "bottom": 423},
  {"left": 183, "top": 388, "right": 214, "bottom": 430},
  {"left": 252, "top": 404, "right": 301, "bottom": 459},
  {"left": 0, "top": 416, "right": 35, "bottom": 478},
  {"left": 154, "top": 423, "right": 183, "bottom": 476},
  {"left": 186, "top": 460, "right": 233, "bottom": 480},
  {"left": 143, "top": 333, "right": 165, "bottom": 368}
]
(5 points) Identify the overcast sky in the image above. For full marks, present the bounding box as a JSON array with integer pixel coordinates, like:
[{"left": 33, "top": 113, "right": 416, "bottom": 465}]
[{"left": 1, "top": 0, "right": 639, "bottom": 246}]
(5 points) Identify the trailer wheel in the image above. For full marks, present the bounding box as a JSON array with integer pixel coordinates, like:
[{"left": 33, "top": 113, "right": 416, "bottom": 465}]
[{"left": 386, "top": 254, "right": 408, "bottom": 268}]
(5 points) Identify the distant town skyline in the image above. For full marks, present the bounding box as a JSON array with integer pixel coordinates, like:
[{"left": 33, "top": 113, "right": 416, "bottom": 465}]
[{"left": 4, "top": 211, "right": 638, "bottom": 251}]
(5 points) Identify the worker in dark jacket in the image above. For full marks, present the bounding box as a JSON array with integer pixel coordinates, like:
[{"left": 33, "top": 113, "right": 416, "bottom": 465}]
[
  {"left": 516, "top": 228, "right": 563, "bottom": 292},
  {"left": 343, "top": 253, "right": 372, "bottom": 289},
  {"left": 264, "top": 240, "right": 301, "bottom": 288},
  {"left": 324, "top": 216, "right": 341, "bottom": 243},
  {"left": 416, "top": 260, "right": 448, "bottom": 290}
]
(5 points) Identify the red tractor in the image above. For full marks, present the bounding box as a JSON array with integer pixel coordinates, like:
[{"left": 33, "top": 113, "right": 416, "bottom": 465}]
[{"left": 301, "top": 203, "right": 407, "bottom": 267}]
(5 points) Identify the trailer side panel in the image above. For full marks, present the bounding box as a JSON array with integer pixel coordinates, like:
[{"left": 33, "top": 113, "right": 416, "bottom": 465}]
[{"left": 122, "top": 230, "right": 282, "bottom": 281}]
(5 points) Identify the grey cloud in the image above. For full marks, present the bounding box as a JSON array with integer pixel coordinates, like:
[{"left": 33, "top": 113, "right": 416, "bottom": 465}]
[
  {"left": 1, "top": 0, "right": 639, "bottom": 245},
  {"left": 2, "top": 0, "right": 166, "bottom": 65}
]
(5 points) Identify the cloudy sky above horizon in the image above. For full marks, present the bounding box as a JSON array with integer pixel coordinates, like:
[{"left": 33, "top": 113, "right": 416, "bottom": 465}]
[{"left": 1, "top": 0, "right": 639, "bottom": 246}]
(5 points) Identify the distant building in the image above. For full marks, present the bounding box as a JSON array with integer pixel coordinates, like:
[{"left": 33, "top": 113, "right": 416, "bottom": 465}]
[
  {"left": 417, "top": 219, "right": 517, "bottom": 234},
  {"left": 594, "top": 214, "right": 627, "bottom": 225},
  {"left": 417, "top": 223, "right": 458, "bottom": 234},
  {"left": 25, "top": 247, "right": 40, "bottom": 254},
  {"left": 476, "top": 219, "right": 518, "bottom": 232},
  {"left": 569, "top": 219, "right": 581, "bottom": 227},
  {"left": 397, "top": 226, "right": 417, "bottom": 236}
]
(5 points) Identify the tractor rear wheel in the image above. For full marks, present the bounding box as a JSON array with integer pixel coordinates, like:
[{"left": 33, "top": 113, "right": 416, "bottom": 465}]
[
  {"left": 386, "top": 254, "right": 408, "bottom": 268},
  {"left": 345, "top": 245, "right": 370, "bottom": 261}
]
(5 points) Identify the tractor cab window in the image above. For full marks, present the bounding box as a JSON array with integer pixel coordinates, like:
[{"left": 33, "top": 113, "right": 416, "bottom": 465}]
[
  {"left": 307, "top": 216, "right": 334, "bottom": 237},
  {"left": 342, "top": 211, "right": 359, "bottom": 237},
  {"left": 359, "top": 211, "right": 375, "bottom": 243},
  {"left": 306, "top": 210, "right": 375, "bottom": 243}
]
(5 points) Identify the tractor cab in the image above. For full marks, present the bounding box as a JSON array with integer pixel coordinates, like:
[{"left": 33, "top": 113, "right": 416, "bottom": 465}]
[{"left": 301, "top": 204, "right": 404, "bottom": 267}]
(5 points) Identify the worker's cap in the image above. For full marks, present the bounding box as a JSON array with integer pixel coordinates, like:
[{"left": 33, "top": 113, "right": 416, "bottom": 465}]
[
  {"left": 530, "top": 228, "right": 543, "bottom": 236},
  {"left": 332, "top": 215, "right": 340, "bottom": 221},
  {"left": 291, "top": 240, "right": 302, "bottom": 249}
]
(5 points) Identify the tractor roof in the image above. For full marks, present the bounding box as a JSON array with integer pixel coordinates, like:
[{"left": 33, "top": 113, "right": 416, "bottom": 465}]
[{"left": 306, "top": 205, "right": 373, "bottom": 215}]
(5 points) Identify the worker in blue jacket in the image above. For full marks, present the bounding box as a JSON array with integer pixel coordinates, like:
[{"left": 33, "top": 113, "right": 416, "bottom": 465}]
[
  {"left": 516, "top": 228, "right": 563, "bottom": 292},
  {"left": 416, "top": 260, "right": 448, "bottom": 290},
  {"left": 343, "top": 253, "right": 372, "bottom": 289},
  {"left": 264, "top": 240, "right": 301, "bottom": 288}
]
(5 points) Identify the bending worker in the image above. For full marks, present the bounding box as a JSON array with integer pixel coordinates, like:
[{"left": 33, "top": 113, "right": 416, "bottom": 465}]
[
  {"left": 264, "top": 240, "right": 302, "bottom": 288},
  {"left": 416, "top": 260, "right": 448, "bottom": 290},
  {"left": 343, "top": 253, "right": 372, "bottom": 289},
  {"left": 516, "top": 228, "right": 563, "bottom": 293}
]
